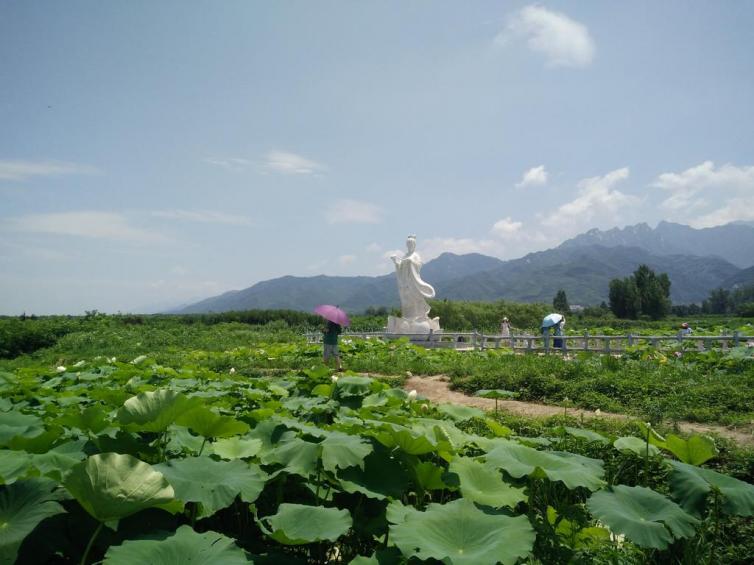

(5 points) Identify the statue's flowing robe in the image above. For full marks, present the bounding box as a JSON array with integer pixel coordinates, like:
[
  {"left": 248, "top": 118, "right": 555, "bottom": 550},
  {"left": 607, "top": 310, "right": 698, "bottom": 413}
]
[{"left": 395, "top": 252, "right": 435, "bottom": 320}]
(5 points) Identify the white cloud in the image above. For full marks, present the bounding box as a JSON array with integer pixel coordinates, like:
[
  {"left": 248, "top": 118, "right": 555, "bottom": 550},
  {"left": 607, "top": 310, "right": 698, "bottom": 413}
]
[
  {"left": 491, "top": 217, "right": 523, "bottom": 237},
  {"left": 542, "top": 167, "right": 639, "bottom": 233},
  {"left": 652, "top": 161, "right": 754, "bottom": 226},
  {"left": 421, "top": 237, "right": 499, "bottom": 260},
  {"left": 4, "top": 211, "right": 167, "bottom": 243},
  {"left": 151, "top": 209, "right": 252, "bottom": 226},
  {"left": 325, "top": 199, "right": 383, "bottom": 224},
  {"left": 264, "top": 150, "right": 327, "bottom": 175},
  {"left": 366, "top": 243, "right": 382, "bottom": 253},
  {"left": 0, "top": 159, "right": 98, "bottom": 181},
  {"left": 338, "top": 254, "right": 357, "bottom": 265},
  {"left": 516, "top": 165, "right": 548, "bottom": 188},
  {"left": 496, "top": 5, "right": 595, "bottom": 68},
  {"left": 203, "top": 157, "right": 253, "bottom": 171}
]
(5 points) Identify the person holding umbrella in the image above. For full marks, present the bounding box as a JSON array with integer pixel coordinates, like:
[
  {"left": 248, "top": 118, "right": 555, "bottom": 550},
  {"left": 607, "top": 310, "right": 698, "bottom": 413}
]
[
  {"left": 541, "top": 313, "right": 564, "bottom": 352},
  {"left": 314, "top": 305, "right": 350, "bottom": 371}
]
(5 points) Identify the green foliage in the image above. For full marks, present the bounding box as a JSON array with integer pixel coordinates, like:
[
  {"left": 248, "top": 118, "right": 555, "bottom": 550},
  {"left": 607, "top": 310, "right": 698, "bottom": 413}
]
[
  {"left": 609, "top": 264, "right": 672, "bottom": 320},
  {"left": 553, "top": 289, "right": 570, "bottom": 313}
]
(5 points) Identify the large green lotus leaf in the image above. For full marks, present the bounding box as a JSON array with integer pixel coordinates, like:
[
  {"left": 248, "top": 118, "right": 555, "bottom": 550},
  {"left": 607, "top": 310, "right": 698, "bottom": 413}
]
[
  {"left": 103, "top": 524, "right": 251, "bottom": 564},
  {"left": 0, "top": 411, "right": 45, "bottom": 446},
  {"left": 587, "top": 485, "right": 699, "bottom": 549},
  {"left": 260, "top": 438, "right": 319, "bottom": 478},
  {"left": 248, "top": 420, "right": 296, "bottom": 450},
  {"left": 0, "top": 451, "right": 31, "bottom": 484},
  {"left": 669, "top": 460, "right": 754, "bottom": 517},
  {"left": 334, "top": 376, "right": 374, "bottom": 398},
  {"left": 30, "top": 439, "right": 88, "bottom": 481},
  {"left": 8, "top": 427, "right": 63, "bottom": 453},
  {"left": 414, "top": 461, "right": 447, "bottom": 491},
  {"left": 373, "top": 424, "right": 437, "bottom": 455},
  {"left": 0, "top": 478, "right": 66, "bottom": 564},
  {"left": 349, "top": 547, "right": 404, "bottom": 565},
  {"left": 560, "top": 427, "right": 608, "bottom": 444},
  {"left": 337, "top": 447, "right": 410, "bottom": 500},
  {"left": 320, "top": 431, "right": 372, "bottom": 473},
  {"left": 263, "top": 503, "right": 352, "bottom": 545},
  {"left": 437, "top": 404, "right": 485, "bottom": 422},
  {"left": 412, "top": 418, "right": 473, "bottom": 451},
  {"left": 212, "top": 437, "right": 263, "bottom": 460},
  {"left": 176, "top": 407, "right": 250, "bottom": 438},
  {"left": 56, "top": 404, "right": 110, "bottom": 435},
  {"left": 485, "top": 441, "right": 605, "bottom": 491},
  {"left": 118, "top": 390, "right": 202, "bottom": 433},
  {"left": 475, "top": 389, "right": 517, "bottom": 399},
  {"left": 155, "top": 457, "right": 267, "bottom": 518},
  {"left": 65, "top": 453, "right": 175, "bottom": 523},
  {"left": 166, "top": 427, "right": 205, "bottom": 456},
  {"left": 385, "top": 499, "right": 420, "bottom": 525},
  {"left": 448, "top": 457, "right": 526, "bottom": 509},
  {"left": 614, "top": 436, "right": 661, "bottom": 457},
  {"left": 664, "top": 434, "right": 718, "bottom": 465},
  {"left": 390, "top": 498, "right": 535, "bottom": 565}
]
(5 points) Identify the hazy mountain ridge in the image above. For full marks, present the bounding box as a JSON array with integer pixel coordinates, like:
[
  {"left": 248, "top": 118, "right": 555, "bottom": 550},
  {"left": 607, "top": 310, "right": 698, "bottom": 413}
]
[{"left": 174, "top": 222, "right": 754, "bottom": 313}]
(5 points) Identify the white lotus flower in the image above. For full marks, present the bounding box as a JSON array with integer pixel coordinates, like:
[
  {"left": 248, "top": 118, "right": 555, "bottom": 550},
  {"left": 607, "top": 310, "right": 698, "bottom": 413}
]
[
  {"left": 406, "top": 371, "right": 413, "bottom": 377},
  {"left": 56, "top": 366, "right": 66, "bottom": 373},
  {"left": 420, "top": 404, "right": 429, "bottom": 412},
  {"left": 408, "top": 390, "right": 417, "bottom": 400},
  {"left": 595, "top": 409, "right": 602, "bottom": 416},
  {"left": 73, "top": 360, "right": 85, "bottom": 368},
  {"left": 131, "top": 355, "right": 147, "bottom": 365},
  {"left": 331, "top": 375, "right": 339, "bottom": 383},
  {"left": 229, "top": 367, "right": 236, "bottom": 374}
]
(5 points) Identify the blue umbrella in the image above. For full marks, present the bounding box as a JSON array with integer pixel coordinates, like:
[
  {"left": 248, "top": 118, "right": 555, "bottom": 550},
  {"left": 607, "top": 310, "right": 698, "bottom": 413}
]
[{"left": 541, "top": 313, "right": 564, "bottom": 329}]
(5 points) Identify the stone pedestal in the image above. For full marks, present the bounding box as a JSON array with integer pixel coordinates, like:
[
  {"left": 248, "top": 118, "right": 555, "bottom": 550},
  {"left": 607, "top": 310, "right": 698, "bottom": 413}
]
[{"left": 387, "top": 315, "right": 441, "bottom": 334}]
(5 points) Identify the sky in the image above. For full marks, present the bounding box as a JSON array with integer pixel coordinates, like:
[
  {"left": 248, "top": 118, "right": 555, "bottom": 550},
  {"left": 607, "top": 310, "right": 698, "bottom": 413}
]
[{"left": 1, "top": 1, "right": 754, "bottom": 314}]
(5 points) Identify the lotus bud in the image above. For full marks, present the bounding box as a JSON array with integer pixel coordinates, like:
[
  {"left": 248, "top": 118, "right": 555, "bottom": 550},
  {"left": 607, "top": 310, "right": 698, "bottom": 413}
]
[
  {"left": 408, "top": 390, "right": 417, "bottom": 400},
  {"left": 406, "top": 371, "right": 413, "bottom": 377},
  {"left": 331, "top": 375, "right": 339, "bottom": 383},
  {"left": 420, "top": 404, "right": 429, "bottom": 412},
  {"left": 131, "top": 355, "right": 147, "bottom": 365},
  {"left": 56, "top": 366, "right": 66, "bottom": 373},
  {"left": 229, "top": 367, "right": 236, "bottom": 375},
  {"left": 73, "top": 360, "right": 85, "bottom": 368}
]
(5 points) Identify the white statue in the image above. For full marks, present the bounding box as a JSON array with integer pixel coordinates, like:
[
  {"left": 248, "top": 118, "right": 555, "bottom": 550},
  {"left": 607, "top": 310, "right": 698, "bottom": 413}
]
[{"left": 387, "top": 235, "right": 441, "bottom": 334}]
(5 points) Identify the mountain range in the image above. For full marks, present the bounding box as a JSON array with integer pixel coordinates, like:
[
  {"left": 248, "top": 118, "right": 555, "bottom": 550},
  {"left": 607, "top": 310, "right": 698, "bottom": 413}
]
[{"left": 174, "top": 222, "right": 754, "bottom": 313}]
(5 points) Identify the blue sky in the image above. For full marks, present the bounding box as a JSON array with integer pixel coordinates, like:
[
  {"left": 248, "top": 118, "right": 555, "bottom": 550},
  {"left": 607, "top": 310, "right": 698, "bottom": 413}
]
[{"left": 1, "top": 1, "right": 753, "bottom": 314}]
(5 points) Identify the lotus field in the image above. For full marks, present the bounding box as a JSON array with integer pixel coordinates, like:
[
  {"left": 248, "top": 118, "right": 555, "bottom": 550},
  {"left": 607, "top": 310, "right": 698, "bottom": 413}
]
[{"left": 1, "top": 319, "right": 754, "bottom": 563}]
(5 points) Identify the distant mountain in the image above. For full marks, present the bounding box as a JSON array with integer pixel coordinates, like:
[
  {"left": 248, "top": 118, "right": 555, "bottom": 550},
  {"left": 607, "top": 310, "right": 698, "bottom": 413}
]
[
  {"left": 175, "top": 243, "right": 742, "bottom": 313},
  {"left": 560, "top": 221, "right": 754, "bottom": 268},
  {"left": 722, "top": 266, "right": 754, "bottom": 290},
  {"left": 175, "top": 253, "right": 503, "bottom": 314},
  {"left": 437, "top": 245, "right": 740, "bottom": 305}
]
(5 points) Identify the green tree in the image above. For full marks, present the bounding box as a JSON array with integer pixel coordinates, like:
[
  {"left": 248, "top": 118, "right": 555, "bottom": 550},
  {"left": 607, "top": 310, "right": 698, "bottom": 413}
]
[
  {"left": 706, "top": 287, "right": 732, "bottom": 314},
  {"left": 608, "top": 265, "right": 670, "bottom": 320},
  {"left": 552, "top": 289, "right": 569, "bottom": 313}
]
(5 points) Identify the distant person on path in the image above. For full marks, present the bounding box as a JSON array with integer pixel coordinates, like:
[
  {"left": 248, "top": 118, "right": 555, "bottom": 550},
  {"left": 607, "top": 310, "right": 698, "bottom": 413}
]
[
  {"left": 679, "top": 322, "right": 692, "bottom": 337},
  {"left": 323, "top": 320, "right": 343, "bottom": 371},
  {"left": 500, "top": 316, "right": 513, "bottom": 348},
  {"left": 553, "top": 318, "right": 565, "bottom": 349}
]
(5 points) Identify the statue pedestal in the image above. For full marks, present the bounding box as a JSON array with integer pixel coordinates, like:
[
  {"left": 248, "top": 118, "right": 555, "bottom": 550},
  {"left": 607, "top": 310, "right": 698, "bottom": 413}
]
[{"left": 387, "top": 316, "right": 441, "bottom": 335}]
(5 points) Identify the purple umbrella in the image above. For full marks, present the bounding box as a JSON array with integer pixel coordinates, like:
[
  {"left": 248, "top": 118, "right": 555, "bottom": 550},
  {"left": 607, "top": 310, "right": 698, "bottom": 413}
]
[{"left": 314, "top": 304, "right": 351, "bottom": 327}]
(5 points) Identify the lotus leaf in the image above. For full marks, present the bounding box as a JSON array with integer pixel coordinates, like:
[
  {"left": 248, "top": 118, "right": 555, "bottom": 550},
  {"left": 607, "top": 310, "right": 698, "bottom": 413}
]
[
  {"left": 0, "top": 411, "right": 45, "bottom": 446},
  {"left": 614, "top": 436, "right": 661, "bottom": 457},
  {"left": 337, "top": 447, "right": 409, "bottom": 500},
  {"left": 373, "top": 424, "right": 437, "bottom": 455},
  {"left": 0, "top": 451, "right": 31, "bottom": 484},
  {"left": 0, "top": 478, "right": 66, "bottom": 564},
  {"left": 30, "top": 439, "right": 87, "bottom": 481},
  {"left": 155, "top": 456, "right": 267, "bottom": 518},
  {"left": 262, "top": 503, "right": 352, "bottom": 545},
  {"left": 176, "top": 406, "right": 250, "bottom": 438},
  {"left": 587, "top": 485, "right": 699, "bottom": 549},
  {"left": 669, "top": 460, "right": 754, "bottom": 516},
  {"left": 413, "top": 461, "right": 447, "bottom": 492},
  {"left": 664, "top": 434, "right": 718, "bottom": 465},
  {"left": 560, "top": 426, "right": 608, "bottom": 444},
  {"left": 448, "top": 456, "right": 526, "bottom": 508},
  {"left": 390, "top": 498, "right": 535, "bottom": 565},
  {"left": 117, "top": 390, "right": 202, "bottom": 433},
  {"left": 64, "top": 453, "right": 175, "bottom": 523},
  {"left": 212, "top": 436, "right": 263, "bottom": 459},
  {"left": 103, "top": 524, "right": 251, "bottom": 564},
  {"left": 320, "top": 431, "right": 372, "bottom": 473},
  {"left": 260, "top": 438, "right": 319, "bottom": 477},
  {"left": 485, "top": 441, "right": 605, "bottom": 490},
  {"left": 334, "top": 376, "right": 374, "bottom": 398},
  {"left": 474, "top": 389, "right": 517, "bottom": 399},
  {"left": 56, "top": 404, "right": 110, "bottom": 435},
  {"left": 437, "top": 403, "right": 485, "bottom": 422}
]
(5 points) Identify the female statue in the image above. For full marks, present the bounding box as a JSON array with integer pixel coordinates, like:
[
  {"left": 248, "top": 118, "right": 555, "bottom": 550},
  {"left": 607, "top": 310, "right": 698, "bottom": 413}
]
[{"left": 390, "top": 235, "right": 436, "bottom": 321}]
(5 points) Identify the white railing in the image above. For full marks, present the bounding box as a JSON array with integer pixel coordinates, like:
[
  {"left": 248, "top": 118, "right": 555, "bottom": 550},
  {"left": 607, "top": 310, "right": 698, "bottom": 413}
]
[{"left": 305, "top": 330, "right": 752, "bottom": 353}]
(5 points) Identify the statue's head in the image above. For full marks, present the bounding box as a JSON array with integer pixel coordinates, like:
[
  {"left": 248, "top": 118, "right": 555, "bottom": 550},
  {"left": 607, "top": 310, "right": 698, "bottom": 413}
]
[{"left": 406, "top": 235, "right": 416, "bottom": 253}]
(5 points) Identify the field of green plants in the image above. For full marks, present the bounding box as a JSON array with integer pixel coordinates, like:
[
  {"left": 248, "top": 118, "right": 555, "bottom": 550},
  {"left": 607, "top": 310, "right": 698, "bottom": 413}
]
[{"left": 1, "top": 314, "right": 754, "bottom": 563}]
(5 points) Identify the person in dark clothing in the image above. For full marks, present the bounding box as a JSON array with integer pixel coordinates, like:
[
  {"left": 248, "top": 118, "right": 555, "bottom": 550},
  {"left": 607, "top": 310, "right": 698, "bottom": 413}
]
[{"left": 323, "top": 320, "right": 342, "bottom": 371}]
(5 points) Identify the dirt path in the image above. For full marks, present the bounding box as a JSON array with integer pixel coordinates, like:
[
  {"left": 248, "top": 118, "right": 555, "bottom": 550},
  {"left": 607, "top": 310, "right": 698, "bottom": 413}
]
[{"left": 402, "top": 375, "right": 754, "bottom": 447}]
